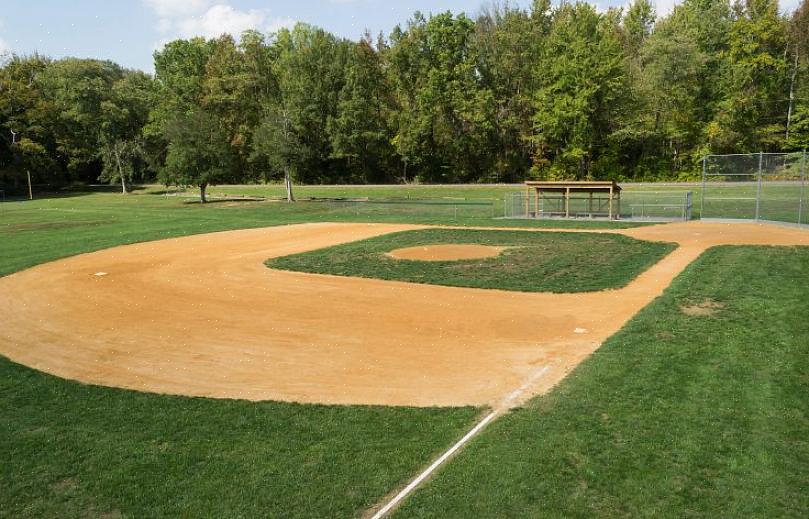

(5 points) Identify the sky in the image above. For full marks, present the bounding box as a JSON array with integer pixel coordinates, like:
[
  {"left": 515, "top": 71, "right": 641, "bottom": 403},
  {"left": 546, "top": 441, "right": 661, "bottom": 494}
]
[{"left": 0, "top": 0, "right": 803, "bottom": 73}]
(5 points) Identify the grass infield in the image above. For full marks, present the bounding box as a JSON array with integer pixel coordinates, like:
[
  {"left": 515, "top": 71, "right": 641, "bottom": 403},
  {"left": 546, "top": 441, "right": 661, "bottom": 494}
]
[
  {"left": 394, "top": 246, "right": 809, "bottom": 518},
  {"left": 268, "top": 228, "right": 676, "bottom": 293}
]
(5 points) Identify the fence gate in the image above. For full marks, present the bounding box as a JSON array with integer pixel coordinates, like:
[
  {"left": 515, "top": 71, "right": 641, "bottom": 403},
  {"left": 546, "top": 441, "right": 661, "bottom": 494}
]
[{"left": 701, "top": 152, "right": 807, "bottom": 226}]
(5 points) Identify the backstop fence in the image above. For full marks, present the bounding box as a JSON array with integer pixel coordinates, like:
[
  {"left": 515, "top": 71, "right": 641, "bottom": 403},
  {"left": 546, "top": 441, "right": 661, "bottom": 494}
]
[
  {"left": 503, "top": 190, "right": 693, "bottom": 221},
  {"left": 701, "top": 151, "right": 807, "bottom": 226}
]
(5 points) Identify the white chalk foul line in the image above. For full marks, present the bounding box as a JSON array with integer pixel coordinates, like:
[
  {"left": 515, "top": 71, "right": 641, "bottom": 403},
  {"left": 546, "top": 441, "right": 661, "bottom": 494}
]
[
  {"left": 370, "top": 410, "right": 499, "bottom": 519},
  {"left": 370, "top": 365, "right": 551, "bottom": 518}
]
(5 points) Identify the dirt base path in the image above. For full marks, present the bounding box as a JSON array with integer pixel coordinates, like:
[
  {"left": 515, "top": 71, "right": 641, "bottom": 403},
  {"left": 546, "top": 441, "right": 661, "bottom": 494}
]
[{"left": 1, "top": 221, "right": 807, "bottom": 407}]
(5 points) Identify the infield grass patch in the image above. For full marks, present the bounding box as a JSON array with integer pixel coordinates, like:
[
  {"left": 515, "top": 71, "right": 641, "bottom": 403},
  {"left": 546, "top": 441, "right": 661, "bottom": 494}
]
[
  {"left": 268, "top": 228, "right": 676, "bottom": 293},
  {"left": 394, "top": 246, "right": 809, "bottom": 518}
]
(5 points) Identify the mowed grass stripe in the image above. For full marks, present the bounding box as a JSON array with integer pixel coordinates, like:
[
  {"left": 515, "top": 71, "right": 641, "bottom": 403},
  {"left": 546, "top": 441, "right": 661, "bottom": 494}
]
[
  {"left": 393, "top": 246, "right": 809, "bottom": 518},
  {"left": 268, "top": 228, "right": 676, "bottom": 293}
]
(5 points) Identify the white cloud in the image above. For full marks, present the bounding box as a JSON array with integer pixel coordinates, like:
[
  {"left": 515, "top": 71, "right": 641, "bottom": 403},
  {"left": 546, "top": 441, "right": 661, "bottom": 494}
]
[
  {"left": 654, "top": 0, "right": 680, "bottom": 17},
  {"left": 174, "top": 5, "right": 271, "bottom": 39},
  {"left": 144, "top": 0, "right": 212, "bottom": 19},
  {"left": 145, "top": 1, "right": 294, "bottom": 42},
  {"left": 0, "top": 37, "right": 11, "bottom": 57}
]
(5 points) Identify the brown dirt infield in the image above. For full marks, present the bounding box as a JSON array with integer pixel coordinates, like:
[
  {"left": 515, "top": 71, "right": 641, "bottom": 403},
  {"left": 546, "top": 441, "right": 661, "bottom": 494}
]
[
  {"left": 1, "top": 221, "right": 807, "bottom": 408},
  {"left": 385, "top": 244, "right": 506, "bottom": 261}
]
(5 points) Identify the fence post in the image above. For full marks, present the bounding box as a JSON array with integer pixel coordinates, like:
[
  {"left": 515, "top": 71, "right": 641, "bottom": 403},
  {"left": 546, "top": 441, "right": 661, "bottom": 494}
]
[
  {"left": 755, "top": 151, "right": 763, "bottom": 221},
  {"left": 700, "top": 156, "right": 707, "bottom": 219},
  {"left": 800, "top": 149, "right": 807, "bottom": 226}
]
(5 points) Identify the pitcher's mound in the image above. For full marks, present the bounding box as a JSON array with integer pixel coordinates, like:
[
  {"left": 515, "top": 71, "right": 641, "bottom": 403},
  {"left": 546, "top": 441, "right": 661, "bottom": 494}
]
[{"left": 386, "top": 244, "right": 505, "bottom": 261}]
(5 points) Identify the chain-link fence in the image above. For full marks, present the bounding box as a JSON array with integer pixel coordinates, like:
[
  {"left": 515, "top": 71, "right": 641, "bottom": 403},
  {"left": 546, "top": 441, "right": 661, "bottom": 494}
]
[
  {"left": 701, "top": 152, "right": 807, "bottom": 225},
  {"left": 504, "top": 190, "right": 692, "bottom": 221}
]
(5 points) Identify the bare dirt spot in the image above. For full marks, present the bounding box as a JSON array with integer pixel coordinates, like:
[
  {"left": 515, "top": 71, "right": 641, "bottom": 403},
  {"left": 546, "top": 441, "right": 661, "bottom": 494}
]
[
  {"left": 51, "top": 477, "right": 79, "bottom": 493},
  {"left": 0, "top": 221, "right": 807, "bottom": 408},
  {"left": 385, "top": 244, "right": 506, "bottom": 261},
  {"left": 680, "top": 299, "right": 726, "bottom": 317}
]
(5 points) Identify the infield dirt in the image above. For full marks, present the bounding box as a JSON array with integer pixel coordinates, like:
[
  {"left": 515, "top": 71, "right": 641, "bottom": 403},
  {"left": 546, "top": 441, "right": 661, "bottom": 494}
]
[{"left": 1, "top": 221, "right": 807, "bottom": 408}]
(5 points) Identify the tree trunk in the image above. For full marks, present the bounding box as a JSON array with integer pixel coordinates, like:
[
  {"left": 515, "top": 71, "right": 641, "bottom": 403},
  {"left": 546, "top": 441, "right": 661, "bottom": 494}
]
[
  {"left": 200, "top": 183, "right": 208, "bottom": 203},
  {"left": 786, "top": 45, "right": 799, "bottom": 141},
  {"left": 284, "top": 168, "right": 295, "bottom": 202},
  {"left": 119, "top": 164, "right": 127, "bottom": 195}
]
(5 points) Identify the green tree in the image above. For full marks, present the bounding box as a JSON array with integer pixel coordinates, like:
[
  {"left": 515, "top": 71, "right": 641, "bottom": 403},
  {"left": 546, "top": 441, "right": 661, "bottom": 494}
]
[
  {"left": 328, "top": 35, "right": 396, "bottom": 183},
  {"left": 532, "top": 3, "right": 627, "bottom": 178},
  {"left": 161, "top": 110, "right": 236, "bottom": 203},
  {"left": 99, "top": 139, "right": 144, "bottom": 194},
  {"left": 709, "top": 0, "right": 787, "bottom": 151},
  {"left": 388, "top": 12, "right": 495, "bottom": 182}
]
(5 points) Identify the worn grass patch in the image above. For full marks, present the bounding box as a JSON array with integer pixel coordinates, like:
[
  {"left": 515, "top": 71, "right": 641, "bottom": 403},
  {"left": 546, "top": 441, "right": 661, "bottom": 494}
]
[
  {"left": 268, "top": 228, "right": 676, "bottom": 293},
  {"left": 394, "top": 246, "right": 809, "bottom": 518}
]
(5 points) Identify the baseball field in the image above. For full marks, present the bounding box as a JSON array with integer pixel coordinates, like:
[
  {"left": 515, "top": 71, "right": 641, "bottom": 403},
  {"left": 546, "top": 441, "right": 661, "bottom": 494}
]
[{"left": 2, "top": 186, "right": 809, "bottom": 517}]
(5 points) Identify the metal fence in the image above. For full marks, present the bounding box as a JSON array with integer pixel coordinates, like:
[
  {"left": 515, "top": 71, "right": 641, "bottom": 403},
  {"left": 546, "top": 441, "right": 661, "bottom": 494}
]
[
  {"left": 504, "top": 190, "right": 693, "bottom": 221},
  {"left": 700, "top": 152, "right": 807, "bottom": 225}
]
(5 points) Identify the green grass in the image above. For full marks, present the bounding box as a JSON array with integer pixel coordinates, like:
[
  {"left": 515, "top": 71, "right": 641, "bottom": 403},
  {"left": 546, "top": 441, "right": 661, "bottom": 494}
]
[
  {"left": 394, "top": 246, "right": 809, "bottom": 518},
  {"left": 0, "top": 188, "right": 494, "bottom": 517},
  {"left": 268, "top": 228, "right": 676, "bottom": 293},
  {"left": 3, "top": 185, "right": 808, "bottom": 518},
  {"left": 0, "top": 187, "right": 643, "bottom": 277},
  {"left": 0, "top": 360, "right": 479, "bottom": 518}
]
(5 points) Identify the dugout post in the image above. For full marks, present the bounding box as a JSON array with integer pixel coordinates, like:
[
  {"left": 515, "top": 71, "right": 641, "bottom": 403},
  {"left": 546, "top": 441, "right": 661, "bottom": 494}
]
[
  {"left": 755, "top": 151, "right": 763, "bottom": 221},
  {"left": 800, "top": 149, "right": 807, "bottom": 225}
]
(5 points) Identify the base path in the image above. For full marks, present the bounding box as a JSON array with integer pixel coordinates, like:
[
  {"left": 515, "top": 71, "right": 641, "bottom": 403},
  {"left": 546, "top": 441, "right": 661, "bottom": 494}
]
[{"left": 1, "top": 221, "right": 807, "bottom": 407}]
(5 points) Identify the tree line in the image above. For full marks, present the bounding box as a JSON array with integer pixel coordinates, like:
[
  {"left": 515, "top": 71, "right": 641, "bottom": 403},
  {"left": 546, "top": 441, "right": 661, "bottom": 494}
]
[{"left": 1, "top": 0, "right": 808, "bottom": 200}]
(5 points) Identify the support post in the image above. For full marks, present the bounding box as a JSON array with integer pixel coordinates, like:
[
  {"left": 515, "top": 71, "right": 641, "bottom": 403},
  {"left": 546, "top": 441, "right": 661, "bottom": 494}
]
[
  {"left": 700, "top": 156, "right": 707, "bottom": 219},
  {"left": 799, "top": 149, "right": 806, "bottom": 226},
  {"left": 755, "top": 151, "right": 763, "bottom": 221},
  {"left": 535, "top": 188, "right": 539, "bottom": 218},
  {"left": 565, "top": 187, "right": 570, "bottom": 218},
  {"left": 588, "top": 191, "right": 593, "bottom": 218},
  {"left": 524, "top": 187, "right": 528, "bottom": 217},
  {"left": 27, "top": 170, "right": 33, "bottom": 200},
  {"left": 608, "top": 185, "right": 613, "bottom": 219}
]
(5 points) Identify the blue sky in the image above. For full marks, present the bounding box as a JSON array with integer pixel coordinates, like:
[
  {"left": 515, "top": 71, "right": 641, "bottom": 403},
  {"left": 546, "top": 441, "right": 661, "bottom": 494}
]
[{"left": 0, "top": 0, "right": 802, "bottom": 73}]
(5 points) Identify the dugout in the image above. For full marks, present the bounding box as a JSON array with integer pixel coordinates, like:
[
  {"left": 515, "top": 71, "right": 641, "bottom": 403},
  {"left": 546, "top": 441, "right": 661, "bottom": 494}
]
[{"left": 524, "top": 181, "right": 622, "bottom": 220}]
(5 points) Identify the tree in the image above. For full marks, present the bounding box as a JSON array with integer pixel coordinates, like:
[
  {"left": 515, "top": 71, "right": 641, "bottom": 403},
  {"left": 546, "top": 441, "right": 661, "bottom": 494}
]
[
  {"left": 710, "top": 0, "right": 787, "bottom": 151},
  {"left": 99, "top": 139, "right": 143, "bottom": 194},
  {"left": 328, "top": 35, "right": 396, "bottom": 183},
  {"left": 388, "top": 12, "right": 496, "bottom": 183},
  {"left": 161, "top": 110, "right": 236, "bottom": 203},
  {"left": 268, "top": 24, "right": 349, "bottom": 185},
  {"left": 786, "top": 0, "right": 809, "bottom": 148},
  {"left": 474, "top": 2, "right": 549, "bottom": 181},
  {"left": 252, "top": 107, "right": 299, "bottom": 201},
  {"left": 532, "top": 3, "right": 626, "bottom": 178}
]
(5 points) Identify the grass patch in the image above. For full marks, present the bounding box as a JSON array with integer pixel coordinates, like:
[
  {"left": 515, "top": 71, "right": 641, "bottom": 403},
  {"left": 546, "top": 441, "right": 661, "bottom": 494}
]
[
  {"left": 394, "top": 246, "right": 809, "bottom": 518},
  {"left": 0, "top": 360, "right": 479, "bottom": 518},
  {"left": 0, "top": 189, "right": 643, "bottom": 277},
  {"left": 268, "top": 228, "right": 675, "bottom": 293}
]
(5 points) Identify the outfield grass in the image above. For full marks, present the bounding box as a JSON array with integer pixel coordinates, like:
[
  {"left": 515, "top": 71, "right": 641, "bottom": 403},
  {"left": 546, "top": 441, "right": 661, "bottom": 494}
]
[
  {"left": 395, "top": 246, "right": 809, "bottom": 518},
  {"left": 0, "top": 188, "right": 642, "bottom": 277},
  {"left": 268, "top": 228, "right": 676, "bottom": 293}
]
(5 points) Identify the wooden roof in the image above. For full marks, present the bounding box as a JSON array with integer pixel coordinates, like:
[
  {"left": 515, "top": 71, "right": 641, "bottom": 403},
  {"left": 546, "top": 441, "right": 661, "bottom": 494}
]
[{"left": 525, "top": 180, "right": 621, "bottom": 192}]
